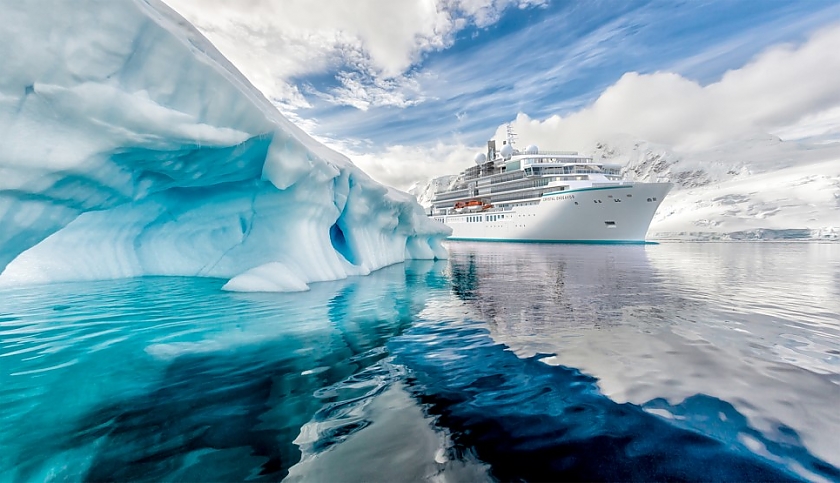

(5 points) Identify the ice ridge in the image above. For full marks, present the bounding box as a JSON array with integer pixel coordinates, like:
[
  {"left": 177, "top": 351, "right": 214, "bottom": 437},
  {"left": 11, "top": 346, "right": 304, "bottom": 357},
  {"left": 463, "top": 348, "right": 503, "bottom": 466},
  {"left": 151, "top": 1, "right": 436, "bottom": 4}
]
[{"left": 0, "top": 0, "right": 449, "bottom": 291}]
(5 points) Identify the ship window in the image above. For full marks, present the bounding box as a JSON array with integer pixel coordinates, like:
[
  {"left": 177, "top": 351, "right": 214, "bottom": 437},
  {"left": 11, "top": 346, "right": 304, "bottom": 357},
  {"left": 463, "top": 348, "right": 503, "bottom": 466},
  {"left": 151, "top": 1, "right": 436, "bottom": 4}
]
[
  {"left": 627, "top": 194, "right": 632, "bottom": 197},
  {"left": 647, "top": 198, "right": 652, "bottom": 202},
  {"left": 605, "top": 221, "right": 616, "bottom": 227},
  {"left": 574, "top": 202, "right": 579, "bottom": 205},
  {"left": 653, "top": 197, "right": 657, "bottom": 201}
]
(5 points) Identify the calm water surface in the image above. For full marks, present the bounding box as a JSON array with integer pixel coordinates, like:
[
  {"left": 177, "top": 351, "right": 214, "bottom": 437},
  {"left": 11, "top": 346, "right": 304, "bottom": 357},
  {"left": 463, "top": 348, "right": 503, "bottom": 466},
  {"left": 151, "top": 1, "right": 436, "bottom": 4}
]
[{"left": 1, "top": 242, "right": 838, "bottom": 482}]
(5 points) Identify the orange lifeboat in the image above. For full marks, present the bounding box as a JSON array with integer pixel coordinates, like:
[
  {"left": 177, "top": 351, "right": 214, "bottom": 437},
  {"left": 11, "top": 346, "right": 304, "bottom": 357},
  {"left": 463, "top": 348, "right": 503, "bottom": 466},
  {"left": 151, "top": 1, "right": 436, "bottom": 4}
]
[{"left": 463, "top": 199, "right": 484, "bottom": 212}]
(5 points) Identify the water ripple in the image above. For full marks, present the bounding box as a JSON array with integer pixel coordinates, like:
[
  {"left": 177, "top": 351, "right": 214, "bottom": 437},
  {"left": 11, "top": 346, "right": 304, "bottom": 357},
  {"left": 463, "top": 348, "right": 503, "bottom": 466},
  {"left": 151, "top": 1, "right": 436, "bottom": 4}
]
[{"left": 0, "top": 245, "right": 838, "bottom": 481}]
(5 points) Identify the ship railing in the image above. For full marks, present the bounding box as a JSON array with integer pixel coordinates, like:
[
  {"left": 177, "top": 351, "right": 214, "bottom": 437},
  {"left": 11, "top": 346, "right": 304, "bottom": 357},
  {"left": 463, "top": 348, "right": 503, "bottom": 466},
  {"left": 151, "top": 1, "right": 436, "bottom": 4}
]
[
  {"left": 431, "top": 189, "right": 470, "bottom": 202},
  {"left": 522, "top": 157, "right": 594, "bottom": 165},
  {"left": 515, "top": 150, "right": 579, "bottom": 156}
]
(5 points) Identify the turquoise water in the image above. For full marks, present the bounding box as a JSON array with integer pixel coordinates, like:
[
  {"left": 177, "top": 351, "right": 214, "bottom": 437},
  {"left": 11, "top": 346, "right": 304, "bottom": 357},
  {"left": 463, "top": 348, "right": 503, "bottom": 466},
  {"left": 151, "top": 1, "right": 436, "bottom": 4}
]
[{"left": 1, "top": 243, "right": 839, "bottom": 481}]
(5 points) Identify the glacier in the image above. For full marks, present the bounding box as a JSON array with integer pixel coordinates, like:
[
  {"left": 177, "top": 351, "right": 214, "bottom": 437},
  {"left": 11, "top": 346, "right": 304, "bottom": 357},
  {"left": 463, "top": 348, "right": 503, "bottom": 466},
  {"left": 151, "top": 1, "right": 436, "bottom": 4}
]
[
  {"left": 0, "top": 0, "right": 449, "bottom": 291},
  {"left": 598, "top": 135, "right": 840, "bottom": 241}
]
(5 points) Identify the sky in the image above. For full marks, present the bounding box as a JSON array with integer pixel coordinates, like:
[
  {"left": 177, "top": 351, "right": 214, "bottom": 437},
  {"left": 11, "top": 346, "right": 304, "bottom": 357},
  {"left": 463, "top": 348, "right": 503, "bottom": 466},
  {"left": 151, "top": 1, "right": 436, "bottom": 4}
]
[{"left": 163, "top": 0, "right": 840, "bottom": 190}]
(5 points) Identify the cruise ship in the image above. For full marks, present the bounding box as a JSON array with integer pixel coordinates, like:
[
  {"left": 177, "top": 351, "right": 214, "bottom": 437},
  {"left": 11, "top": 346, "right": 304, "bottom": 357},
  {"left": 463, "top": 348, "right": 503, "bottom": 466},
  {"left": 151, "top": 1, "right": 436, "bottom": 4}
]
[{"left": 429, "top": 134, "right": 672, "bottom": 242}]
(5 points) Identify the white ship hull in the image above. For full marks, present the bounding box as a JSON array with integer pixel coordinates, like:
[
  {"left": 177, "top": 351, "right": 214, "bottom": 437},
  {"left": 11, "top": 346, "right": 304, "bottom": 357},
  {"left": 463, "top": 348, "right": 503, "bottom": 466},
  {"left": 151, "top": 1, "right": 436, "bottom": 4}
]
[{"left": 434, "top": 183, "right": 671, "bottom": 243}]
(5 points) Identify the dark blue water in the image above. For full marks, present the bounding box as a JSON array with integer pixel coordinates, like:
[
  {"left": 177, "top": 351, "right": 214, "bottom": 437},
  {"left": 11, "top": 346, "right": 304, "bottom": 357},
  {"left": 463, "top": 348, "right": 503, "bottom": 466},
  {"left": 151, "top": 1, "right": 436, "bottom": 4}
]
[{"left": 1, "top": 243, "right": 838, "bottom": 482}]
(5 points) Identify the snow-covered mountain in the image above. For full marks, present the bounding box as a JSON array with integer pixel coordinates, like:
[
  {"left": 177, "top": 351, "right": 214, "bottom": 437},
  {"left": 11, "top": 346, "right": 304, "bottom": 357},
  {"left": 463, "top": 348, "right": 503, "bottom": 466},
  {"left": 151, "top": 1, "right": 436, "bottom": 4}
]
[
  {"left": 0, "top": 0, "right": 449, "bottom": 291},
  {"left": 594, "top": 135, "right": 840, "bottom": 240},
  {"left": 410, "top": 135, "right": 840, "bottom": 241},
  {"left": 408, "top": 175, "right": 460, "bottom": 208}
]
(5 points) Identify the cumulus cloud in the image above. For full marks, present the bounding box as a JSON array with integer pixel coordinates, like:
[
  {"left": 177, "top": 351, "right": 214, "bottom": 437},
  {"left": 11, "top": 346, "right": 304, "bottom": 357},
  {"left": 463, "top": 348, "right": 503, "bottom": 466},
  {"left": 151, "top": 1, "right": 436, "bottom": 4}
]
[
  {"left": 493, "top": 24, "right": 840, "bottom": 152},
  {"left": 339, "top": 142, "right": 479, "bottom": 191},
  {"left": 163, "top": 0, "right": 541, "bottom": 112}
]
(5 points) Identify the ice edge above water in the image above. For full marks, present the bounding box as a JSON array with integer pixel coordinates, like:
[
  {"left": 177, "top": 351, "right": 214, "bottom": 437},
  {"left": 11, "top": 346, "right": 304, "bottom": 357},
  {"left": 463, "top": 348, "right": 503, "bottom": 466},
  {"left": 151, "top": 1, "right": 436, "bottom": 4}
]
[{"left": 0, "top": 0, "right": 449, "bottom": 291}]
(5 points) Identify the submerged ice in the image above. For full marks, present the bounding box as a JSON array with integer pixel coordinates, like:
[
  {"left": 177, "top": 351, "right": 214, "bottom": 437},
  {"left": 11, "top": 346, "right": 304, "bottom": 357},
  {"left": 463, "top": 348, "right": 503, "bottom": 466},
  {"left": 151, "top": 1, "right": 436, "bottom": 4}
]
[{"left": 0, "top": 0, "right": 448, "bottom": 290}]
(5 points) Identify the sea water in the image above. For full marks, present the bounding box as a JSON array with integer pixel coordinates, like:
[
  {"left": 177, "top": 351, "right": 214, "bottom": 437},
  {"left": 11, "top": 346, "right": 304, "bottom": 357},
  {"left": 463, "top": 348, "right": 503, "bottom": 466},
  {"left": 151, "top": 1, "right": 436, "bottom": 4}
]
[{"left": 1, "top": 243, "right": 838, "bottom": 482}]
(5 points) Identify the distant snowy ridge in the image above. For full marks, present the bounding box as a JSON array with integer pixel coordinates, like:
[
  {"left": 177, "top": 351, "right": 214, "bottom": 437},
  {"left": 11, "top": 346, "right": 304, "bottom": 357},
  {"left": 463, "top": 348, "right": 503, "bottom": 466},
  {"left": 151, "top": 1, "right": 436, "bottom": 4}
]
[
  {"left": 410, "top": 135, "right": 839, "bottom": 241},
  {"left": 408, "top": 175, "right": 460, "bottom": 208},
  {"left": 0, "top": 0, "right": 449, "bottom": 291},
  {"left": 593, "top": 135, "right": 840, "bottom": 241}
]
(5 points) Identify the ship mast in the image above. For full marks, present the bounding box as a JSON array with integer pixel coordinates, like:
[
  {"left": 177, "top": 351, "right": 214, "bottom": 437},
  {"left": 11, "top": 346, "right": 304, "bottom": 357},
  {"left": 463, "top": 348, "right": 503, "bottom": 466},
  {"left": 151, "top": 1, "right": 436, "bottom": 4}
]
[{"left": 505, "top": 123, "right": 518, "bottom": 148}]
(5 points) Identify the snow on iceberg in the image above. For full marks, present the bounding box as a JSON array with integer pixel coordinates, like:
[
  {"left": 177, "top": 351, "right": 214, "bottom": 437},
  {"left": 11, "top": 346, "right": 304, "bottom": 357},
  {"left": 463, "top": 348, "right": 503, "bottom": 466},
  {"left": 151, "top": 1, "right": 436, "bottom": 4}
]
[{"left": 0, "top": 0, "right": 449, "bottom": 291}]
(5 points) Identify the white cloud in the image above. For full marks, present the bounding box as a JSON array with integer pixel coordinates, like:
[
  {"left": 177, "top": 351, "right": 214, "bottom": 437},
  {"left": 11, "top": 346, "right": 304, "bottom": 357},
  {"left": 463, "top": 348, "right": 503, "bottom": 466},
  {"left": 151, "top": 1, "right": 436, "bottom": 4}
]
[
  {"left": 443, "top": 0, "right": 548, "bottom": 28},
  {"left": 339, "top": 142, "right": 480, "bottom": 191},
  {"left": 492, "top": 23, "right": 840, "bottom": 152},
  {"left": 163, "top": 0, "right": 541, "bottom": 111},
  {"left": 772, "top": 105, "right": 840, "bottom": 143},
  {"left": 311, "top": 71, "right": 428, "bottom": 111}
]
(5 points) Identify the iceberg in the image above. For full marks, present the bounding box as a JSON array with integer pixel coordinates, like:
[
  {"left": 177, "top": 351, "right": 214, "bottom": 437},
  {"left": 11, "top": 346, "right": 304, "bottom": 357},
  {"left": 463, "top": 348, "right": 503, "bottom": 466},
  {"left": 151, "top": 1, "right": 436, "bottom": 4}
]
[{"left": 0, "top": 0, "right": 449, "bottom": 291}]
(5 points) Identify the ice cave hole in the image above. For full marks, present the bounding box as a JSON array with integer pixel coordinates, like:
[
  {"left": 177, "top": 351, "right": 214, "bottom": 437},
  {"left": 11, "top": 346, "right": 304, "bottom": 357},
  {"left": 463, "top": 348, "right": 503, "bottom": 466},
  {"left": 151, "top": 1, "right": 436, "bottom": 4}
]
[{"left": 329, "top": 222, "right": 358, "bottom": 265}]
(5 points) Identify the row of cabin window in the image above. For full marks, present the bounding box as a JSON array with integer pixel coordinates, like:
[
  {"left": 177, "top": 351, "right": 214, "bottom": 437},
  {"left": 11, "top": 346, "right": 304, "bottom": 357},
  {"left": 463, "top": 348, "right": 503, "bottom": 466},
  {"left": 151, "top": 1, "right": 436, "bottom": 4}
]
[{"left": 466, "top": 214, "right": 507, "bottom": 223}]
